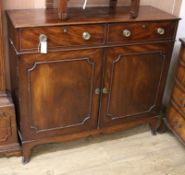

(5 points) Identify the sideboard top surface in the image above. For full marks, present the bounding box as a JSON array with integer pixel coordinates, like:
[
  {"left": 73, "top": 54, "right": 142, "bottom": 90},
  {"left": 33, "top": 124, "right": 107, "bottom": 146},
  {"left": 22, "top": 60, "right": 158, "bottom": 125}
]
[{"left": 7, "top": 6, "right": 179, "bottom": 28}]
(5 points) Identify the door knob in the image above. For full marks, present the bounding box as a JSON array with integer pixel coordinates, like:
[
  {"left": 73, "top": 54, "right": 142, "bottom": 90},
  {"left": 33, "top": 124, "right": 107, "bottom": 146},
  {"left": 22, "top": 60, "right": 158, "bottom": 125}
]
[
  {"left": 123, "top": 29, "right": 132, "bottom": 38},
  {"left": 157, "top": 28, "right": 165, "bottom": 35},
  {"left": 95, "top": 88, "right": 100, "bottom": 95},
  {"left": 82, "top": 32, "right": 91, "bottom": 40},
  {"left": 102, "top": 88, "right": 109, "bottom": 94}
]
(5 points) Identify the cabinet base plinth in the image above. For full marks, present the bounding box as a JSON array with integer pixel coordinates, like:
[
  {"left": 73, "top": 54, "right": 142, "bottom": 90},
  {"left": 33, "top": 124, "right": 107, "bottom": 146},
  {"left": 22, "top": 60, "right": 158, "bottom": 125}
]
[
  {"left": 0, "top": 93, "right": 21, "bottom": 158},
  {"left": 21, "top": 116, "right": 160, "bottom": 163}
]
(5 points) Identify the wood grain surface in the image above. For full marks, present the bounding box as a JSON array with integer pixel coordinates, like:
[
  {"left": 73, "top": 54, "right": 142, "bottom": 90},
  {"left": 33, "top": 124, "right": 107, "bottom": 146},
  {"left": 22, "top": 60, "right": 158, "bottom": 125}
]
[
  {"left": 0, "top": 1, "right": 5, "bottom": 91},
  {"left": 7, "top": 4, "right": 179, "bottom": 162},
  {"left": 3, "top": 0, "right": 182, "bottom": 16},
  {"left": 167, "top": 39, "right": 185, "bottom": 143}
]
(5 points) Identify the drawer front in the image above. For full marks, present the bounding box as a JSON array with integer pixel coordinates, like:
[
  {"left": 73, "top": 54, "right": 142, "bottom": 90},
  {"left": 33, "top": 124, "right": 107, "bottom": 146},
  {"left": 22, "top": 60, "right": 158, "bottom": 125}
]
[
  {"left": 108, "top": 21, "right": 177, "bottom": 43},
  {"left": 168, "top": 105, "right": 185, "bottom": 141},
  {"left": 171, "top": 83, "right": 185, "bottom": 114},
  {"left": 19, "top": 25, "right": 106, "bottom": 50}
]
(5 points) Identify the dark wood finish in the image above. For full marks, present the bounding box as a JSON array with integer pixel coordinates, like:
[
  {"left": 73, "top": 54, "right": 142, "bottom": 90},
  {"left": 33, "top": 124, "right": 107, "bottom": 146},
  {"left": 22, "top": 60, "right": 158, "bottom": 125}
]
[
  {"left": 7, "top": 6, "right": 179, "bottom": 28},
  {"left": 0, "top": 1, "right": 21, "bottom": 157},
  {"left": 130, "top": 0, "right": 140, "bottom": 18},
  {"left": 108, "top": 21, "right": 177, "bottom": 44},
  {"left": 166, "top": 39, "right": 185, "bottom": 144},
  {"left": 100, "top": 43, "right": 174, "bottom": 127},
  {"left": 109, "top": 0, "right": 117, "bottom": 13},
  {"left": 58, "top": 0, "right": 68, "bottom": 20},
  {"left": 46, "top": 0, "right": 140, "bottom": 20},
  {"left": 7, "top": 6, "right": 179, "bottom": 163},
  {"left": 46, "top": 0, "right": 54, "bottom": 9},
  {"left": 19, "top": 49, "right": 102, "bottom": 140},
  {"left": 18, "top": 25, "right": 106, "bottom": 51},
  {"left": 0, "top": 1, "right": 5, "bottom": 91},
  {"left": 110, "top": 0, "right": 118, "bottom": 9}
]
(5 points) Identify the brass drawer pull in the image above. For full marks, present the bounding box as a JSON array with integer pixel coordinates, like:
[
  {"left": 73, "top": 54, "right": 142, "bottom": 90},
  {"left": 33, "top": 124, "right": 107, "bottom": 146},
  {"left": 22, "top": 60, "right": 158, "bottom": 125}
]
[
  {"left": 95, "top": 88, "right": 100, "bottom": 95},
  {"left": 82, "top": 32, "right": 91, "bottom": 40},
  {"left": 157, "top": 28, "right": 165, "bottom": 35},
  {"left": 39, "top": 34, "right": 48, "bottom": 54},
  {"left": 39, "top": 34, "right": 47, "bottom": 42},
  {"left": 96, "top": 88, "right": 109, "bottom": 95},
  {"left": 102, "top": 88, "right": 109, "bottom": 94},
  {"left": 142, "top": 24, "right": 147, "bottom": 29},
  {"left": 123, "top": 29, "right": 132, "bottom": 38}
]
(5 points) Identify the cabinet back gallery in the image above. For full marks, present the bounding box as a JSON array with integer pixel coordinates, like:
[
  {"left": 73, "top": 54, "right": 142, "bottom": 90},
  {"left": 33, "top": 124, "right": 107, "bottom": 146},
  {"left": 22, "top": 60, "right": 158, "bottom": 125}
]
[{"left": 6, "top": 3, "right": 179, "bottom": 162}]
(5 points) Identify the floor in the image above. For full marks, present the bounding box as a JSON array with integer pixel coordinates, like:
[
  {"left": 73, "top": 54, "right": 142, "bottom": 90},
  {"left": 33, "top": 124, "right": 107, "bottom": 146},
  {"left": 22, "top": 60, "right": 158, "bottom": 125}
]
[{"left": 0, "top": 125, "right": 185, "bottom": 175}]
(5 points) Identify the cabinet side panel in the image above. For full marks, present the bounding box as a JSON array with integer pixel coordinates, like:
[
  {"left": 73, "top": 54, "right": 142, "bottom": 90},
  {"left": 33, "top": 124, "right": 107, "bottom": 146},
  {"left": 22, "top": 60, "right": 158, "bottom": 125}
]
[{"left": 0, "top": 2, "right": 5, "bottom": 91}]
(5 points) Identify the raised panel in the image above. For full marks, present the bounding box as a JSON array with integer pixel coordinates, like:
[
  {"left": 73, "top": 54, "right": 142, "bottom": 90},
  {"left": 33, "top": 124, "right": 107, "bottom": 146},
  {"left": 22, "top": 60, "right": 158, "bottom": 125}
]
[
  {"left": 100, "top": 45, "right": 168, "bottom": 126},
  {"left": 28, "top": 58, "right": 94, "bottom": 133},
  {"left": 108, "top": 52, "right": 164, "bottom": 118},
  {"left": 0, "top": 112, "right": 12, "bottom": 143},
  {"left": 19, "top": 49, "right": 102, "bottom": 139}
]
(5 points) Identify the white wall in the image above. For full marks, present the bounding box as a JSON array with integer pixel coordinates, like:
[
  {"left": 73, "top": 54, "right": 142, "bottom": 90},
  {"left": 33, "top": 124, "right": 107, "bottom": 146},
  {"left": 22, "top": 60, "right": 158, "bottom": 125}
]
[{"left": 163, "top": 0, "right": 185, "bottom": 105}]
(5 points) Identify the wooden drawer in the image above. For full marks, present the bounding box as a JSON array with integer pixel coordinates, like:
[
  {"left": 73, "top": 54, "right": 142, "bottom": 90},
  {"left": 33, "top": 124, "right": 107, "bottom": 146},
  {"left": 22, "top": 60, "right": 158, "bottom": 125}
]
[
  {"left": 171, "top": 83, "right": 185, "bottom": 114},
  {"left": 19, "top": 24, "right": 106, "bottom": 50},
  {"left": 108, "top": 21, "right": 177, "bottom": 43},
  {"left": 168, "top": 105, "right": 185, "bottom": 141}
]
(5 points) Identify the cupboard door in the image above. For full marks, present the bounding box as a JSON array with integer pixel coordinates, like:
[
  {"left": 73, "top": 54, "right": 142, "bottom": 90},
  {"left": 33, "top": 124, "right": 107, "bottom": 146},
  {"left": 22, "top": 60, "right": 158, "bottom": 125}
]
[
  {"left": 19, "top": 49, "right": 102, "bottom": 140},
  {"left": 100, "top": 44, "right": 172, "bottom": 127}
]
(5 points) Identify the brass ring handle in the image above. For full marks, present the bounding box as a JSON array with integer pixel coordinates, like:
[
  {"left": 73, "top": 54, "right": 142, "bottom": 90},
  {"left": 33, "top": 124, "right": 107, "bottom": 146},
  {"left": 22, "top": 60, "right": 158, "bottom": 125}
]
[
  {"left": 157, "top": 28, "right": 165, "bottom": 35},
  {"left": 123, "top": 29, "right": 132, "bottom": 38},
  {"left": 39, "top": 34, "right": 47, "bottom": 42},
  {"left": 82, "top": 32, "right": 91, "bottom": 40}
]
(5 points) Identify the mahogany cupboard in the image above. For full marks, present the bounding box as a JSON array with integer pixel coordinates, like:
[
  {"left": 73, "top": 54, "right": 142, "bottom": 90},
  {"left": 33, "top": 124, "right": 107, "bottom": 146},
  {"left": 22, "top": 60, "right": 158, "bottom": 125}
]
[{"left": 6, "top": 5, "right": 179, "bottom": 163}]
